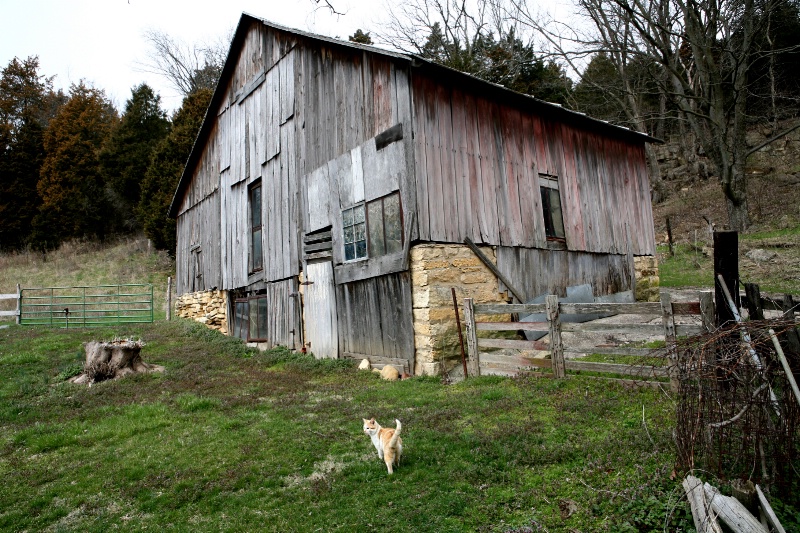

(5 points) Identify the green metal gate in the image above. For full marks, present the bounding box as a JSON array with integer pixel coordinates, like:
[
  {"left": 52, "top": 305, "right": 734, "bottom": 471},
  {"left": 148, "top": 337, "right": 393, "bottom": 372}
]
[{"left": 19, "top": 284, "right": 154, "bottom": 327}]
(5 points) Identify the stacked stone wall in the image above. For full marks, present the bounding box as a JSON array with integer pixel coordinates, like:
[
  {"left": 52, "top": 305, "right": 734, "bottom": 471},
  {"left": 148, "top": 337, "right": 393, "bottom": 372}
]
[
  {"left": 175, "top": 290, "right": 228, "bottom": 335},
  {"left": 634, "top": 256, "right": 660, "bottom": 302},
  {"left": 410, "top": 244, "right": 510, "bottom": 376}
]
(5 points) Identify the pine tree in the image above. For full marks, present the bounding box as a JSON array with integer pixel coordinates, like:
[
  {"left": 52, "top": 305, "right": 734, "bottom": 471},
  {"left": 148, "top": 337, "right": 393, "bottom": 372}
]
[
  {"left": 100, "top": 83, "right": 169, "bottom": 233},
  {"left": 138, "top": 88, "right": 212, "bottom": 254},
  {"left": 34, "top": 82, "right": 117, "bottom": 249},
  {"left": 348, "top": 29, "right": 373, "bottom": 45},
  {"left": 0, "top": 56, "right": 61, "bottom": 251}
]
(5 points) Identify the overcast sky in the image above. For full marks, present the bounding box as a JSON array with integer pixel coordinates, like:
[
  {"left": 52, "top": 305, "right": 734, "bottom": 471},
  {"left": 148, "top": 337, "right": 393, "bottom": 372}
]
[{"left": 1, "top": 0, "right": 378, "bottom": 112}]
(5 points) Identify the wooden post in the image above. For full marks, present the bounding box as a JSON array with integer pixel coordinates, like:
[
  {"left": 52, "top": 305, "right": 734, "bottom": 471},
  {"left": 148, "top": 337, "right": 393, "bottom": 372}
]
[
  {"left": 463, "top": 237, "right": 526, "bottom": 303},
  {"left": 683, "top": 476, "right": 723, "bottom": 533},
  {"left": 781, "top": 293, "right": 800, "bottom": 354},
  {"left": 744, "top": 283, "right": 764, "bottom": 321},
  {"left": 626, "top": 222, "right": 636, "bottom": 300},
  {"left": 166, "top": 276, "right": 172, "bottom": 321},
  {"left": 713, "top": 231, "right": 739, "bottom": 327},
  {"left": 769, "top": 329, "right": 800, "bottom": 409},
  {"left": 666, "top": 216, "right": 675, "bottom": 256},
  {"left": 700, "top": 291, "right": 715, "bottom": 332},
  {"left": 661, "top": 291, "right": 679, "bottom": 391},
  {"left": 546, "top": 295, "right": 565, "bottom": 379},
  {"left": 704, "top": 482, "right": 769, "bottom": 533},
  {"left": 463, "top": 298, "right": 480, "bottom": 377},
  {"left": 16, "top": 283, "right": 21, "bottom": 325},
  {"left": 756, "top": 485, "right": 787, "bottom": 533},
  {"left": 451, "top": 288, "right": 469, "bottom": 379}
]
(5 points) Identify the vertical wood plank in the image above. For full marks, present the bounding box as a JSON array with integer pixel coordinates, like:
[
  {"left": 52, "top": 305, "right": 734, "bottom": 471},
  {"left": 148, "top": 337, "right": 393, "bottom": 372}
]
[
  {"left": 434, "top": 81, "right": 458, "bottom": 242},
  {"left": 450, "top": 88, "right": 472, "bottom": 242},
  {"left": 700, "top": 290, "right": 715, "bottom": 332},
  {"left": 411, "top": 74, "right": 430, "bottom": 241},
  {"left": 463, "top": 298, "right": 480, "bottom": 377},
  {"left": 546, "top": 294, "right": 565, "bottom": 378},
  {"left": 475, "top": 97, "right": 500, "bottom": 243},
  {"left": 462, "top": 92, "right": 487, "bottom": 242}
]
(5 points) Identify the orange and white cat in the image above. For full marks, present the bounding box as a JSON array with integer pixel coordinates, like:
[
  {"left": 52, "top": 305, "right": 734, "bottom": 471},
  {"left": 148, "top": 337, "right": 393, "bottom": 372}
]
[{"left": 362, "top": 418, "right": 403, "bottom": 474}]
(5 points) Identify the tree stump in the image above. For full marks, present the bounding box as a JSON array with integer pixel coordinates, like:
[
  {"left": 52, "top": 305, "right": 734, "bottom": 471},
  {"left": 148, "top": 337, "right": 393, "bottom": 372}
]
[{"left": 69, "top": 340, "right": 164, "bottom": 384}]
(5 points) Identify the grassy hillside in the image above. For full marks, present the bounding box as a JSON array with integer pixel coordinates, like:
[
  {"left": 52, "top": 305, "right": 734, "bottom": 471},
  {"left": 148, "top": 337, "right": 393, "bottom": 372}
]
[
  {"left": 0, "top": 320, "right": 699, "bottom": 531},
  {"left": 0, "top": 237, "right": 175, "bottom": 321},
  {"left": 653, "top": 174, "right": 800, "bottom": 294}
]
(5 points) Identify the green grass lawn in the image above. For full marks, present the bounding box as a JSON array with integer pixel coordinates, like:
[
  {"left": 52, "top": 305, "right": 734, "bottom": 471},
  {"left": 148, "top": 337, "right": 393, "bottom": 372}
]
[{"left": 0, "top": 320, "right": 695, "bottom": 532}]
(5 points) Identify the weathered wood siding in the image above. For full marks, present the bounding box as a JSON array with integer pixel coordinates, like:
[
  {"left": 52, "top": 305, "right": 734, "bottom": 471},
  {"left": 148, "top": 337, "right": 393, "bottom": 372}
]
[
  {"left": 175, "top": 191, "right": 221, "bottom": 294},
  {"left": 298, "top": 45, "right": 417, "bottom": 253},
  {"left": 496, "top": 247, "right": 633, "bottom": 301},
  {"left": 411, "top": 73, "right": 656, "bottom": 256},
  {"left": 335, "top": 271, "right": 415, "bottom": 364},
  {"left": 249, "top": 277, "right": 302, "bottom": 350}
]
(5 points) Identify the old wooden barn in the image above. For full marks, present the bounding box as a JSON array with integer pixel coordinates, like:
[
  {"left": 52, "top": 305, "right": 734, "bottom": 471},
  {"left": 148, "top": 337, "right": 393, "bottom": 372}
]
[{"left": 169, "top": 13, "right": 659, "bottom": 375}]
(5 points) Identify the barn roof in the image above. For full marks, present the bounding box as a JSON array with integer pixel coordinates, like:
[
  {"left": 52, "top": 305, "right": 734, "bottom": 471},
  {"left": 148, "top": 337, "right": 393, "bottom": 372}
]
[{"left": 169, "top": 13, "right": 660, "bottom": 218}]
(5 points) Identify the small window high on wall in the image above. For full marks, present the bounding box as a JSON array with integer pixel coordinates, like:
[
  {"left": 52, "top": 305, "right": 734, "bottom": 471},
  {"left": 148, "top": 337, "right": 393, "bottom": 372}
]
[
  {"left": 342, "top": 191, "right": 403, "bottom": 262},
  {"left": 539, "top": 174, "right": 566, "bottom": 240},
  {"left": 249, "top": 182, "right": 263, "bottom": 272}
]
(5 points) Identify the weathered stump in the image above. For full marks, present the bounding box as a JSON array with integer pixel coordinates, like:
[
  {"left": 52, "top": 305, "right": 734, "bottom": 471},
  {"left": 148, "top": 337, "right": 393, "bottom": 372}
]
[{"left": 69, "top": 340, "right": 164, "bottom": 384}]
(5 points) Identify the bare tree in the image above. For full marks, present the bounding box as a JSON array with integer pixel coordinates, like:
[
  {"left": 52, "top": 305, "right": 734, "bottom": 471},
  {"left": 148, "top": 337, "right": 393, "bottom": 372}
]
[
  {"left": 138, "top": 29, "right": 230, "bottom": 96},
  {"left": 510, "top": 0, "right": 800, "bottom": 230}
]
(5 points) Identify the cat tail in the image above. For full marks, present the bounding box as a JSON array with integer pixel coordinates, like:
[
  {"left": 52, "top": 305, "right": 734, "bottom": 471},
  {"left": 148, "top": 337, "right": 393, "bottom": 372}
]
[{"left": 389, "top": 419, "right": 402, "bottom": 448}]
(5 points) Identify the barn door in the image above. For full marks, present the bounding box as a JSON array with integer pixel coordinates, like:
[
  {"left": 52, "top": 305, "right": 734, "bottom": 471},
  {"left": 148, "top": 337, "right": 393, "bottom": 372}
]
[{"left": 304, "top": 261, "right": 339, "bottom": 359}]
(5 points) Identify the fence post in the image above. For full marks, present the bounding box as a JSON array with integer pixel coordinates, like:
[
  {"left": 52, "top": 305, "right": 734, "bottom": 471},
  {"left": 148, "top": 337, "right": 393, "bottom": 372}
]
[
  {"left": 699, "top": 291, "right": 715, "bottom": 332},
  {"left": 713, "top": 231, "right": 739, "bottom": 327},
  {"left": 462, "top": 298, "right": 480, "bottom": 377},
  {"left": 166, "top": 276, "right": 172, "bottom": 321},
  {"left": 781, "top": 293, "right": 800, "bottom": 354},
  {"left": 744, "top": 283, "right": 764, "bottom": 321},
  {"left": 661, "top": 291, "right": 679, "bottom": 391},
  {"left": 16, "top": 283, "right": 21, "bottom": 325},
  {"left": 546, "top": 295, "right": 565, "bottom": 379}
]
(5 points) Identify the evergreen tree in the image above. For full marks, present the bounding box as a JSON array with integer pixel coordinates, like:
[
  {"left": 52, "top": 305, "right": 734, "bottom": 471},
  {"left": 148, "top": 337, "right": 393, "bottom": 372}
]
[
  {"left": 138, "top": 88, "right": 212, "bottom": 254},
  {"left": 100, "top": 83, "right": 169, "bottom": 234},
  {"left": 34, "top": 82, "right": 117, "bottom": 249},
  {"left": 348, "top": 29, "right": 374, "bottom": 45},
  {"left": 419, "top": 26, "right": 572, "bottom": 105},
  {"left": 0, "top": 56, "right": 61, "bottom": 251}
]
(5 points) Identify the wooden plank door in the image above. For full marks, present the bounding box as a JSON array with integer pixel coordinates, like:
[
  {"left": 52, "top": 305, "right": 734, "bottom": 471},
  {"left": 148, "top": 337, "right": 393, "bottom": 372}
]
[{"left": 304, "top": 261, "right": 339, "bottom": 359}]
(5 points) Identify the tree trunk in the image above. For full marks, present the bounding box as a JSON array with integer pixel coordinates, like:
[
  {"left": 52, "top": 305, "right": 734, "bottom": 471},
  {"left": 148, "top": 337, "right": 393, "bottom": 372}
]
[
  {"left": 645, "top": 144, "right": 668, "bottom": 203},
  {"left": 723, "top": 167, "right": 750, "bottom": 231}
]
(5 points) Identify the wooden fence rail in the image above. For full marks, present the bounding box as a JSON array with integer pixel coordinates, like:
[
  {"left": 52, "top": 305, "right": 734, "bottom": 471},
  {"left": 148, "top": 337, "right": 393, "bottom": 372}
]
[
  {"left": 0, "top": 284, "right": 20, "bottom": 324},
  {"left": 463, "top": 291, "right": 715, "bottom": 381}
]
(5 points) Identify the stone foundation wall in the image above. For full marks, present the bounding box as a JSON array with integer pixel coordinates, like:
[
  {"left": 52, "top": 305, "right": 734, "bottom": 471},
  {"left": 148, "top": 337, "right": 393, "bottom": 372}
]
[
  {"left": 634, "top": 256, "right": 660, "bottom": 302},
  {"left": 176, "top": 290, "right": 228, "bottom": 335},
  {"left": 410, "top": 244, "right": 509, "bottom": 376}
]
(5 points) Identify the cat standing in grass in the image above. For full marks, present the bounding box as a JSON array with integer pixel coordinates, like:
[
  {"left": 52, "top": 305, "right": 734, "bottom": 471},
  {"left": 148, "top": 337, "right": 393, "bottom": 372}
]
[{"left": 362, "top": 418, "right": 403, "bottom": 474}]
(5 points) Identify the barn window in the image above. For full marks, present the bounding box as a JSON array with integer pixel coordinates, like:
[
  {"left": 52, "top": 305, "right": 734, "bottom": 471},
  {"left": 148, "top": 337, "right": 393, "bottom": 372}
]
[
  {"left": 249, "top": 181, "right": 263, "bottom": 272},
  {"left": 248, "top": 295, "right": 270, "bottom": 341},
  {"left": 539, "top": 174, "right": 566, "bottom": 240},
  {"left": 342, "top": 192, "right": 403, "bottom": 261},
  {"left": 233, "top": 298, "right": 249, "bottom": 340},
  {"left": 342, "top": 204, "right": 367, "bottom": 261},
  {"left": 367, "top": 192, "right": 403, "bottom": 257}
]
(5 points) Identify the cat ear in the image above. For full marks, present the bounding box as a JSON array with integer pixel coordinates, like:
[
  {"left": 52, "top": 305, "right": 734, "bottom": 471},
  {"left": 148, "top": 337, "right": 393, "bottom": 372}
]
[{"left": 370, "top": 418, "right": 376, "bottom": 423}]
